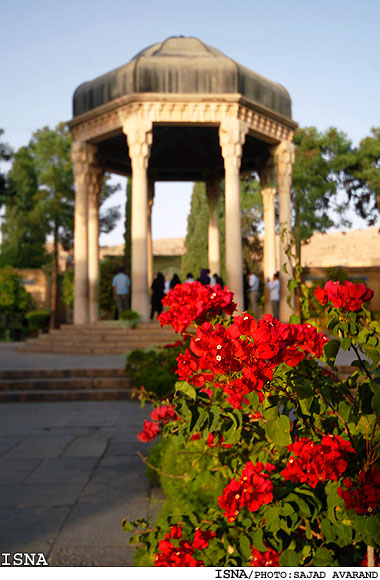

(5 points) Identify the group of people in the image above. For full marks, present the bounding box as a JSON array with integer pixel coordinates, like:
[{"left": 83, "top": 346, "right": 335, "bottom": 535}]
[
  {"left": 150, "top": 269, "right": 225, "bottom": 320},
  {"left": 244, "top": 271, "right": 280, "bottom": 320},
  {"left": 112, "top": 265, "right": 281, "bottom": 322}
]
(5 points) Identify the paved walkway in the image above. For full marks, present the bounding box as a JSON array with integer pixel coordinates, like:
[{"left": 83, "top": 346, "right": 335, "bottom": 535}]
[
  {"left": 0, "top": 399, "right": 161, "bottom": 566},
  {"left": 0, "top": 343, "right": 162, "bottom": 567}
]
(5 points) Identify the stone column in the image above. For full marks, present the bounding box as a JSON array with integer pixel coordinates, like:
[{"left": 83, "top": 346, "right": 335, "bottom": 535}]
[
  {"left": 206, "top": 179, "right": 221, "bottom": 276},
  {"left": 259, "top": 161, "right": 277, "bottom": 314},
  {"left": 88, "top": 163, "right": 104, "bottom": 324},
  {"left": 71, "top": 141, "right": 97, "bottom": 325},
  {"left": 219, "top": 118, "right": 248, "bottom": 312},
  {"left": 147, "top": 180, "right": 155, "bottom": 290},
  {"left": 122, "top": 118, "right": 153, "bottom": 321},
  {"left": 275, "top": 140, "right": 296, "bottom": 322}
]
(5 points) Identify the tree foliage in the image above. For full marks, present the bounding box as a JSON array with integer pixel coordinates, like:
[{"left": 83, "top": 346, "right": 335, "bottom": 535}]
[
  {"left": 181, "top": 179, "right": 263, "bottom": 281},
  {"left": 342, "top": 127, "right": 380, "bottom": 225},
  {"left": 291, "top": 127, "right": 354, "bottom": 263}
]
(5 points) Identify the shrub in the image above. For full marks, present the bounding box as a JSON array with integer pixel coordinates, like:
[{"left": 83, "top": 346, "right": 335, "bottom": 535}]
[
  {"left": 24, "top": 310, "right": 50, "bottom": 334},
  {"left": 125, "top": 280, "right": 380, "bottom": 567}
]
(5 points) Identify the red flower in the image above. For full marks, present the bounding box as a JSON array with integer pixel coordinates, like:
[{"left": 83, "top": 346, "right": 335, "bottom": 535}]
[
  {"left": 250, "top": 546, "right": 280, "bottom": 567},
  {"left": 192, "top": 529, "right": 216, "bottom": 550},
  {"left": 218, "top": 461, "right": 274, "bottom": 522},
  {"left": 338, "top": 466, "right": 380, "bottom": 515},
  {"left": 137, "top": 420, "right": 160, "bottom": 442},
  {"left": 281, "top": 435, "right": 355, "bottom": 488},
  {"left": 158, "top": 282, "right": 236, "bottom": 334},
  {"left": 154, "top": 526, "right": 215, "bottom": 567},
  {"left": 150, "top": 404, "right": 179, "bottom": 424},
  {"left": 315, "top": 280, "right": 374, "bottom": 312}
]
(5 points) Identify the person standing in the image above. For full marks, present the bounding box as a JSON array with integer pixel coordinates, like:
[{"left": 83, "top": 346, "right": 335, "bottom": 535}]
[
  {"left": 112, "top": 267, "right": 130, "bottom": 318},
  {"left": 266, "top": 272, "right": 280, "bottom": 320},
  {"left": 150, "top": 272, "right": 165, "bottom": 320},
  {"left": 247, "top": 272, "right": 260, "bottom": 319}
]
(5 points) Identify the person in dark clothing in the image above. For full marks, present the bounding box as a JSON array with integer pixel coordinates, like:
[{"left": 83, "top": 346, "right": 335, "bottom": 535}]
[
  {"left": 197, "top": 268, "right": 211, "bottom": 285},
  {"left": 150, "top": 272, "right": 165, "bottom": 320},
  {"left": 170, "top": 273, "right": 182, "bottom": 289},
  {"left": 243, "top": 272, "right": 249, "bottom": 311},
  {"left": 211, "top": 273, "right": 224, "bottom": 288}
]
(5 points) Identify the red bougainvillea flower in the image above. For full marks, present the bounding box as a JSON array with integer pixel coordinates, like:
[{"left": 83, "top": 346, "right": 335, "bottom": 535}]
[
  {"left": 192, "top": 529, "right": 216, "bottom": 550},
  {"left": 137, "top": 404, "right": 179, "bottom": 443},
  {"left": 250, "top": 546, "right": 280, "bottom": 567},
  {"left": 150, "top": 404, "right": 179, "bottom": 424},
  {"left": 315, "top": 280, "right": 374, "bottom": 312},
  {"left": 154, "top": 526, "right": 215, "bottom": 567},
  {"left": 137, "top": 420, "right": 160, "bottom": 442},
  {"left": 338, "top": 465, "right": 380, "bottom": 515},
  {"left": 158, "top": 282, "right": 236, "bottom": 334},
  {"left": 218, "top": 461, "right": 274, "bottom": 522},
  {"left": 281, "top": 435, "right": 355, "bottom": 488},
  {"left": 175, "top": 312, "right": 328, "bottom": 408}
]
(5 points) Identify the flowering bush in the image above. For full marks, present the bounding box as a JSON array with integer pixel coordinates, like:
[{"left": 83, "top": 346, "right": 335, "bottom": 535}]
[{"left": 124, "top": 280, "right": 380, "bottom": 567}]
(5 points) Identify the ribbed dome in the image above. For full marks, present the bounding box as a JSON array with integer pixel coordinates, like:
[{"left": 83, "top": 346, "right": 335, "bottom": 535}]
[{"left": 73, "top": 36, "right": 292, "bottom": 118}]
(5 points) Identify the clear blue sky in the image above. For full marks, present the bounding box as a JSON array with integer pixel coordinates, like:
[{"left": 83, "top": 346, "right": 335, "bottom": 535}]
[{"left": 1, "top": 0, "right": 379, "bottom": 244}]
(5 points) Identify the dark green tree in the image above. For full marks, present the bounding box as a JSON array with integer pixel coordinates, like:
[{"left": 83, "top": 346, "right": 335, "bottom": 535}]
[
  {"left": 342, "top": 127, "right": 380, "bottom": 224},
  {"left": 181, "top": 178, "right": 263, "bottom": 281},
  {"left": 291, "top": 126, "right": 353, "bottom": 264},
  {"left": 0, "top": 129, "right": 12, "bottom": 202},
  {"left": 0, "top": 146, "right": 48, "bottom": 268},
  {"left": 1, "top": 123, "right": 121, "bottom": 327}
]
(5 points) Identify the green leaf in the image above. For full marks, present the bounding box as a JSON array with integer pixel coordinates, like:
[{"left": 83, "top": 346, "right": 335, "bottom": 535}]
[
  {"left": 175, "top": 381, "right": 196, "bottom": 400},
  {"left": 371, "top": 391, "right": 380, "bottom": 416},
  {"left": 279, "top": 549, "right": 300, "bottom": 566},
  {"left": 250, "top": 528, "right": 267, "bottom": 552},
  {"left": 264, "top": 415, "right": 292, "bottom": 446},
  {"left": 323, "top": 339, "right": 340, "bottom": 367},
  {"left": 238, "top": 535, "right": 252, "bottom": 561},
  {"left": 313, "top": 547, "right": 334, "bottom": 566}
]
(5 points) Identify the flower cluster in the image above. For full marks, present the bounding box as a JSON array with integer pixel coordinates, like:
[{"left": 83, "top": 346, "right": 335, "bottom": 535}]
[
  {"left": 250, "top": 546, "right": 280, "bottom": 567},
  {"left": 338, "top": 466, "right": 380, "bottom": 515},
  {"left": 218, "top": 461, "right": 275, "bottom": 522},
  {"left": 176, "top": 313, "right": 328, "bottom": 408},
  {"left": 314, "top": 280, "right": 374, "bottom": 312},
  {"left": 154, "top": 525, "right": 215, "bottom": 566},
  {"left": 137, "top": 404, "right": 179, "bottom": 442},
  {"left": 158, "top": 281, "right": 236, "bottom": 334},
  {"left": 281, "top": 435, "right": 355, "bottom": 488}
]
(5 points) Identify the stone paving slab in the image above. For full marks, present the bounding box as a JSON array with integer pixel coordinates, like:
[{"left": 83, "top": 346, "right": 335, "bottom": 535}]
[{"left": 0, "top": 400, "right": 156, "bottom": 567}]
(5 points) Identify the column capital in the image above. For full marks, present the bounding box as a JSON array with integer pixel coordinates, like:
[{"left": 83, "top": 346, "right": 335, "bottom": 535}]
[
  {"left": 219, "top": 118, "right": 248, "bottom": 172},
  {"left": 71, "top": 141, "right": 98, "bottom": 174},
  {"left": 122, "top": 117, "right": 153, "bottom": 172}
]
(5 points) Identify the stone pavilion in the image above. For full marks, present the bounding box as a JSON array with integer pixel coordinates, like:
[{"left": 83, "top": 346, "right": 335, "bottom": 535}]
[{"left": 68, "top": 36, "right": 298, "bottom": 324}]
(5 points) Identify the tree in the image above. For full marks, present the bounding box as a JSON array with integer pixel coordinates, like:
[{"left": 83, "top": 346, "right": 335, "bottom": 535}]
[
  {"left": 0, "top": 146, "right": 48, "bottom": 268},
  {"left": 1, "top": 123, "right": 121, "bottom": 327},
  {"left": 342, "top": 127, "right": 380, "bottom": 224},
  {"left": 181, "top": 182, "right": 210, "bottom": 281},
  {"left": 0, "top": 129, "right": 12, "bottom": 202},
  {"left": 181, "top": 179, "right": 263, "bottom": 282},
  {"left": 291, "top": 126, "right": 353, "bottom": 264}
]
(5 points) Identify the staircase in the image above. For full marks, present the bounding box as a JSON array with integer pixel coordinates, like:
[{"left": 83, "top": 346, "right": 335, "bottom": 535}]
[
  {"left": 16, "top": 321, "right": 179, "bottom": 355},
  {"left": 0, "top": 368, "right": 133, "bottom": 403}
]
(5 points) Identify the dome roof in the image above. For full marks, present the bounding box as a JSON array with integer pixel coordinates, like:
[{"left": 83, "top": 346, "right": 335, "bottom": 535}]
[{"left": 73, "top": 36, "right": 292, "bottom": 119}]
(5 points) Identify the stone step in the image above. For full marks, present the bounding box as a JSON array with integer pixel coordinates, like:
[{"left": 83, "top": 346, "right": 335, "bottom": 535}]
[
  {"left": 0, "top": 388, "right": 133, "bottom": 403},
  {"left": 0, "top": 368, "right": 127, "bottom": 379},
  {"left": 0, "top": 377, "right": 131, "bottom": 391},
  {"left": 16, "top": 343, "right": 168, "bottom": 355}
]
